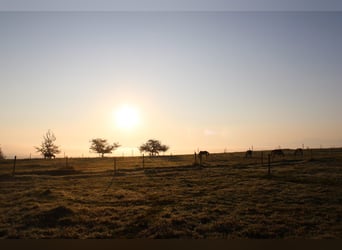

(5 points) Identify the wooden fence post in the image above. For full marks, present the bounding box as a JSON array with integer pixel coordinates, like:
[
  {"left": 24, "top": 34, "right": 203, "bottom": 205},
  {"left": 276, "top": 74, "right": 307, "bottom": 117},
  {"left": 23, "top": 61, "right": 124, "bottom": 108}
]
[
  {"left": 12, "top": 156, "right": 17, "bottom": 176},
  {"left": 261, "top": 151, "right": 264, "bottom": 166},
  {"left": 268, "top": 154, "right": 271, "bottom": 175},
  {"left": 65, "top": 156, "right": 68, "bottom": 167},
  {"left": 114, "top": 157, "right": 117, "bottom": 175},
  {"left": 194, "top": 152, "right": 197, "bottom": 165},
  {"left": 142, "top": 154, "right": 145, "bottom": 169}
]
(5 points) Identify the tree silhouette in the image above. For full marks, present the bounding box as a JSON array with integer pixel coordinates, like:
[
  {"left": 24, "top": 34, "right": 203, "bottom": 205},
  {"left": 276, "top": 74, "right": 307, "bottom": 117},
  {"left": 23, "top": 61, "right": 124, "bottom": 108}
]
[
  {"left": 139, "top": 139, "right": 169, "bottom": 156},
  {"left": 35, "top": 130, "right": 61, "bottom": 159},
  {"left": 89, "top": 138, "right": 120, "bottom": 158}
]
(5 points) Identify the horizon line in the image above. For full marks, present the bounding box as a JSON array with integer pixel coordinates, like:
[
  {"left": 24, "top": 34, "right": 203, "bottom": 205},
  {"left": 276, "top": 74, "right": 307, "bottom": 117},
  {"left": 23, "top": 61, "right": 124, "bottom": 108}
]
[{"left": 3, "top": 146, "right": 342, "bottom": 160}]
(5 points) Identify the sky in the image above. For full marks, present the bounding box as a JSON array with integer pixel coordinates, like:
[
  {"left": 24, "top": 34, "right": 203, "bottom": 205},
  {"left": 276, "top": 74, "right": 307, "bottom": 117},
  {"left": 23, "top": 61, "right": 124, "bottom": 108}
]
[
  {"left": 1, "top": 8, "right": 342, "bottom": 158},
  {"left": 1, "top": 0, "right": 342, "bottom": 11}
]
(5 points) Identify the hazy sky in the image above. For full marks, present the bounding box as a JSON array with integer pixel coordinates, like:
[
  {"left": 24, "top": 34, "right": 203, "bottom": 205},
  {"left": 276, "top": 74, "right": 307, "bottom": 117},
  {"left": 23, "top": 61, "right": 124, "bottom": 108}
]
[
  {"left": 1, "top": 0, "right": 342, "bottom": 11},
  {"left": 1, "top": 10, "right": 342, "bottom": 157}
]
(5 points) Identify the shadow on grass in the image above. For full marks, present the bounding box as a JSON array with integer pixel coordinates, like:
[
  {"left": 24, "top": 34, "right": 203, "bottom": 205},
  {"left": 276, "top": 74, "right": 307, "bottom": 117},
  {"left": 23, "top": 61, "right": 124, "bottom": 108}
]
[
  {"left": 23, "top": 206, "right": 75, "bottom": 229},
  {"left": 13, "top": 167, "right": 82, "bottom": 176}
]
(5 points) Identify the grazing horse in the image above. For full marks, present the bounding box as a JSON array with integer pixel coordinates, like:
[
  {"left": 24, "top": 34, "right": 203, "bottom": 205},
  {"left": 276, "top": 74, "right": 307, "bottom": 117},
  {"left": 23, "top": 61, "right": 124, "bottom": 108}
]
[
  {"left": 271, "top": 149, "right": 284, "bottom": 158},
  {"left": 294, "top": 148, "right": 303, "bottom": 156},
  {"left": 198, "top": 151, "right": 209, "bottom": 165},
  {"left": 44, "top": 152, "right": 55, "bottom": 159},
  {"left": 198, "top": 151, "right": 209, "bottom": 159},
  {"left": 245, "top": 150, "right": 253, "bottom": 158}
]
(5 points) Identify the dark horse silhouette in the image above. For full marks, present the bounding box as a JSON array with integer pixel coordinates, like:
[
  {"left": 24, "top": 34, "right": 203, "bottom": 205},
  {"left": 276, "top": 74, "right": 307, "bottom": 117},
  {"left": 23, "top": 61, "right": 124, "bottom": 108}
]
[
  {"left": 198, "top": 151, "right": 209, "bottom": 164},
  {"left": 44, "top": 152, "right": 55, "bottom": 159},
  {"left": 271, "top": 149, "right": 284, "bottom": 158},
  {"left": 198, "top": 150, "right": 209, "bottom": 158},
  {"left": 245, "top": 150, "right": 253, "bottom": 158},
  {"left": 294, "top": 148, "right": 303, "bottom": 156}
]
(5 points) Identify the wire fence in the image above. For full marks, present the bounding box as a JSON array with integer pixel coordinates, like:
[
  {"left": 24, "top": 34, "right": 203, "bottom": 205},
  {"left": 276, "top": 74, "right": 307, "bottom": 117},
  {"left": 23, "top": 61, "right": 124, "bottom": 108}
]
[{"left": 1, "top": 148, "right": 342, "bottom": 177}]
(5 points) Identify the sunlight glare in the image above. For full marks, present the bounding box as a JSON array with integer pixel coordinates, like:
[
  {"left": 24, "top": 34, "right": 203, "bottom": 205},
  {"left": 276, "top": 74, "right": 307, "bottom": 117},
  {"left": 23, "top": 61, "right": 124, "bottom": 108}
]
[{"left": 114, "top": 105, "right": 140, "bottom": 130}]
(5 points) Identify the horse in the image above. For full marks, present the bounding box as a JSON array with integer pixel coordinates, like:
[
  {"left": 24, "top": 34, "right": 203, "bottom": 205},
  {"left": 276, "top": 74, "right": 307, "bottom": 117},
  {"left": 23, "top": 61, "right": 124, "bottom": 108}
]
[
  {"left": 198, "top": 151, "right": 209, "bottom": 159},
  {"left": 44, "top": 152, "right": 55, "bottom": 159},
  {"left": 245, "top": 150, "right": 253, "bottom": 158},
  {"left": 271, "top": 149, "right": 284, "bottom": 158},
  {"left": 198, "top": 151, "right": 209, "bottom": 165},
  {"left": 294, "top": 148, "right": 303, "bottom": 156}
]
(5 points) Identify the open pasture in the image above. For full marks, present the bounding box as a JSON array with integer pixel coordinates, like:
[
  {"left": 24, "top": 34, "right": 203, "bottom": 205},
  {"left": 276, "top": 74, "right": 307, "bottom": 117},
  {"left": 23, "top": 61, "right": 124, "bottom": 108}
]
[{"left": 1, "top": 148, "right": 342, "bottom": 239}]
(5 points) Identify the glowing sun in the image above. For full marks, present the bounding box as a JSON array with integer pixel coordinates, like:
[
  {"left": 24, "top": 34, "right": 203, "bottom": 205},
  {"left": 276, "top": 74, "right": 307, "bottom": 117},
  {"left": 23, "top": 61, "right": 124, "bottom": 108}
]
[{"left": 114, "top": 105, "right": 140, "bottom": 130}]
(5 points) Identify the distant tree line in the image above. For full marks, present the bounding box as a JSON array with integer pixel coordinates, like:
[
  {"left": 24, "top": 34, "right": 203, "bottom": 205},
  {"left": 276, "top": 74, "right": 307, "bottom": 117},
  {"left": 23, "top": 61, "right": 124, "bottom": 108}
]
[{"left": 31, "top": 130, "right": 170, "bottom": 159}]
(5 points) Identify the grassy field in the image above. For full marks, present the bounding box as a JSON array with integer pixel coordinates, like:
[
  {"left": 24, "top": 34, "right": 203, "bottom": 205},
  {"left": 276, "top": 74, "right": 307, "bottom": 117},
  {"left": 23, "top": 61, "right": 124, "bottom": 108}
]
[{"left": 1, "top": 148, "right": 342, "bottom": 239}]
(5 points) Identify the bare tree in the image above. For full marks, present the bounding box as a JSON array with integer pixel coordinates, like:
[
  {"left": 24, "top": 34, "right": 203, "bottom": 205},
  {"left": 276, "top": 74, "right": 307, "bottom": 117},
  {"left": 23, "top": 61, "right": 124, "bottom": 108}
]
[
  {"left": 35, "top": 130, "right": 61, "bottom": 159},
  {"left": 89, "top": 138, "right": 120, "bottom": 157},
  {"left": 139, "top": 139, "right": 169, "bottom": 156}
]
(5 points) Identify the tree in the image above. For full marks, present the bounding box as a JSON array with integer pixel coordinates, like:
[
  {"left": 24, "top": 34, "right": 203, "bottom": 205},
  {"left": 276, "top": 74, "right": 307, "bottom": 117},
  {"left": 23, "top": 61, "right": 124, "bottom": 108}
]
[
  {"left": 89, "top": 138, "right": 120, "bottom": 158},
  {"left": 35, "top": 130, "right": 61, "bottom": 159},
  {"left": 0, "top": 146, "right": 5, "bottom": 160},
  {"left": 139, "top": 139, "right": 169, "bottom": 156}
]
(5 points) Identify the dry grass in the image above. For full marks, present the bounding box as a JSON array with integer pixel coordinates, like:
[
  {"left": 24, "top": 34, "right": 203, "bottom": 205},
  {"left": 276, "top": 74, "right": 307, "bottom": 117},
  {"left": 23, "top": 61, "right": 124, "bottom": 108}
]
[{"left": 1, "top": 148, "right": 342, "bottom": 238}]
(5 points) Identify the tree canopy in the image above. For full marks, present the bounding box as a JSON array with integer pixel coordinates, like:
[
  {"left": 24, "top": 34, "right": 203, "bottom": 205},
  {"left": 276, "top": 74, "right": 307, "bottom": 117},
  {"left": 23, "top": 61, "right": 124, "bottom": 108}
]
[
  {"left": 139, "top": 139, "right": 169, "bottom": 156},
  {"left": 89, "top": 138, "right": 120, "bottom": 157},
  {"left": 35, "top": 130, "right": 61, "bottom": 159}
]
